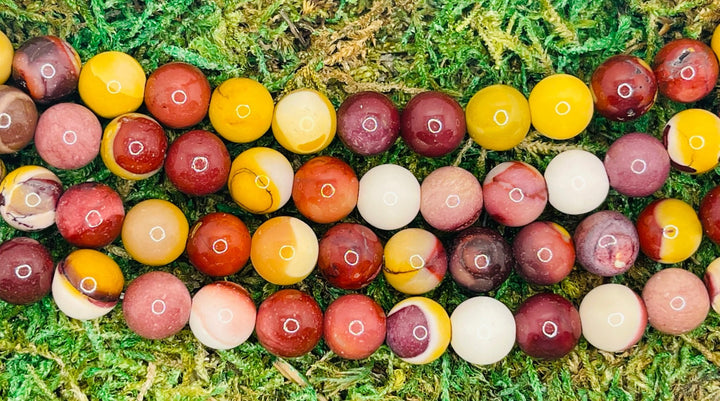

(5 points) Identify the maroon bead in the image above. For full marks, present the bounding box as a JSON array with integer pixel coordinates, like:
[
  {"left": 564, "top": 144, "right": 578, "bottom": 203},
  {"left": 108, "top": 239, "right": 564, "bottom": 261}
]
[
  {"left": 385, "top": 304, "right": 429, "bottom": 358},
  {"left": 515, "top": 293, "right": 582, "bottom": 360},
  {"left": 0, "top": 85, "right": 37, "bottom": 154},
  {"left": 590, "top": 55, "right": 657, "bottom": 121},
  {"left": 318, "top": 223, "right": 383, "bottom": 290},
  {"left": 337, "top": 91, "right": 400, "bottom": 156},
  {"left": 145, "top": 62, "right": 212, "bottom": 129},
  {"left": 573, "top": 210, "right": 639, "bottom": 277},
  {"left": 603, "top": 133, "right": 670, "bottom": 197},
  {"left": 12, "top": 35, "right": 81, "bottom": 104},
  {"left": 55, "top": 182, "right": 125, "bottom": 248},
  {"left": 513, "top": 221, "right": 575, "bottom": 286},
  {"left": 255, "top": 289, "right": 323, "bottom": 358},
  {"left": 653, "top": 38, "right": 719, "bottom": 103},
  {"left": 400, "top": 91, "right": 466, "bottom": 157},
  {"left": 164, "top": 129, "right": 230, "bottom": 196},
  {"left": 323, "top": 294, "right": 386, "bottom": 360},
  {"left": 700, "top": 185, "right": 720, "bottom": 246},
  {"left": 0, "top": 237, "right": 54, "bottom": 304},
  {"left": 186, "top": 212, "right": 251, "bottom": 277},
  {"left": 449, "top": 227, "right": 513, "bottom": 293}
]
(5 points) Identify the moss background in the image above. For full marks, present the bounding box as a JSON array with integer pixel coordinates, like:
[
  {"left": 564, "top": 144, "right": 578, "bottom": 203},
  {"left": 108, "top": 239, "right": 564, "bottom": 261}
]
[{"left": 1, "top": 0, "right": 720, "bottom": 399}]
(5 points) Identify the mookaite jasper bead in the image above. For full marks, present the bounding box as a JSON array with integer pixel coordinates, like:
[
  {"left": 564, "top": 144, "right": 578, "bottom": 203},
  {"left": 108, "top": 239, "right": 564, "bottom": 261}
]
[
  {"left": 78, "top": 51, "right": 146, "bottom": 119},
  {"left": 55, "top": 183, "right": 125, "bottom": 248},
  {"left": 209, "top": 77, "right": 274, "bottom": 143},
  {"left": 0, "top": 31, "right": 12, "bottom": 84},
  {"left": 704, "top": 258, "right": 720, "bottom": 314},
  {"left": 590, "top": 55, "right": 657, "bottom": 121},
  {"left": 642, "top": 268, "right": 709, "bottom": 335},
  {"left": 12, "top": 35, "right": 81, "bottom": 103},
  {"left": 483, "top": 161, "right": 547, "bottom": 227},
  {"left": 451, "top": 296, "right": 515, "bottom": 365},
  {"left": 400, "top": 91, "right": 466, "bottom": 157},
  {"left": 573, "top": 210, "right": 639, "bottom": 277},
  {"left": 653, "top": 38, "right": 719, "bottom": 103},
  {"left": 357, "top": 164, "right": 420, "bottom": 231},
  {"left": 144, "top": 62, "right": 211, "bottom": 129},
  {"left": 700, "top": 185, "right": 720, "bottom": 245},
  {"left": 186, "top": 212, "right": 251, "bottom": 277},
  {"left": 272, "top": 89, "right": 336, "bottom": 154},
  {"left": 579, "top": 284, "right": 647, "bottom": 353},
  {"left": 636, "top": 198, "right": 702, "bottom": 264},
  {"left": 101, "top": 113, "right": 168, "bottom": 180},
  {"left": 123, "top": 271, "right": 191, "bottom": 340},
  {"left": 663, "top": 109, "right": 720, "bottom": 174},
  {"left": 449, "top": 227, "right": 513, "bottom": 293},
  {"left": 420, "top": 166, "right": 483, "bottom": 231},
  {"left": 255, "top": 289, "right": 323, "bottom": 358},
  {"left": 0, "top": 165, "right": 62, "bottom": 231},
  {"left": 0, "top": 237, "right": 54, "bottom": 305},
  {"left": 529, "top": 74, "right": 593, "bottom": 140},
  {"left": 251, "top": 216, "right": 318, "bottom": 285},
  {"left": 385, "top": 297, "right": 451, "bottom": 364},
  {"left": 603, "top": 133, "right": 670, "bottom": 197},
  {"left": 292, "top": 156, "right": 359, "bottom": 224},
  {"left": 465, "top": 84, "right": 531, "bottom": 151},
  {"left": 189, "top": 282, "right": 256, "bottom": 350},
  {"left": 383, "top": 228, "right": 447, "bottom": 295},
  {"left": 121, "top": 199, "right": 189, "bottom": 266},
  {"left": 0, "top": 85, "right": 38, "bottom": 154},
  {"left": 323, "top": 294, "right": 386, "bottom": 360},
  {"left": 337, "top": 91, "right": 400, "bottom": 156},
  {"left": 515, "top": 293, "right": 582, "bottom": 360},
  {"left": 34, "top": 103, "right": 102, "bottom": 170},
  {"left": 544, "top": 149, "right": 609, "bottom": 215},
  {"left": 318, "top": 223, "right": 383, "bottom": 290},
  {"left": 513, "top": 221, "right": 575, "bottom": 286},
  {"left": 227, "top": 147, "right": 294, "bottom": 214},
  {"left": 164, "top": 130, "right": 231, "bottom": 196}
]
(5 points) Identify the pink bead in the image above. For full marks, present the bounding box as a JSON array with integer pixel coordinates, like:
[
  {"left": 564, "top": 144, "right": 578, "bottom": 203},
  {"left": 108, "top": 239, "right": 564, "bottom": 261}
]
[
  {"left": 483, "top": 161, "right": 547, "bottom": 227},
  {"left": 420, "top": 166, "right": 482, "bottom": 231},
  {"left": 34, "top": 103, "right": 101, "bottom": 169},
  {"left": 123, "top": 271, "right": 192, "bottom": 340}
]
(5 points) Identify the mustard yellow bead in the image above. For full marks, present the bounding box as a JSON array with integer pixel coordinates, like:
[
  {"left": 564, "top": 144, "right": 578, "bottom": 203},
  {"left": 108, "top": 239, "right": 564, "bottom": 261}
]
[
  {"left": 228, "top": 147, "right": 294, "bottom": 214},
  {"left": 465, "top": 84, "right": 531, "bottom": 150},
  {"left": 272, "top": 89, "right": 336, "bottom": 154},
  {"left": 121, "top": 199, "right": 189, "bottom": 266},
  {"left": 663, "top": 109, "right": 720, "bottom": 174},
  {"left": 250, "top": 216, "right": 319, "bottom": 285},
  {"left": 712, "top": 25, "right": 720, "bottom": 62},
  {"left": 209, "top": 78, "right": 274, "bottom": 143},
  {"left": 529, "top": 74, "right": 594, "bottom": 140},
  {"left": 0, "top": 31, "right": 12, "bottom": 85},
  {"left": 78, "top": 51, "right": 146, "bottom": 119}
]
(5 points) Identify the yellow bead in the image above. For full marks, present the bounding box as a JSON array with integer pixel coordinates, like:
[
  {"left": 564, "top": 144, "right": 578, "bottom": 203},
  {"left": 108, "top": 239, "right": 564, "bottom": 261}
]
[
  {"left": 465, "top": 84, "right": 531, "bottom": 150},
  {"left": 664, "top": 109, "right": 720, "bottom": 174},
  {"left": 712, "top": 25, "right": 720, "bottom": 62},
  {"left": 228, "top": 147, "right": 294, "bottom": 214},
  {"left": 121, "top": 199, "right": 189, "bottom": 266},
  {"left": 529, "top": 74, "right": 594, "bottom": 140},
  {"left": 383, "top": 228, "right": 446, "bottom": 295},
  {"left": 0, "top": 31, "right": 12, "bottom": 84},
  {"left": 272, "top": 89, "right": 336, "bottom": 154},
  {"left": 209, "top": 78, "right": 274, "bottom": 143},
  {"left": 78, "top": 51, "right": 146, "bottom": 119},
  {"left": 250, "top": 216, "right": 318, "bottom": 285}
]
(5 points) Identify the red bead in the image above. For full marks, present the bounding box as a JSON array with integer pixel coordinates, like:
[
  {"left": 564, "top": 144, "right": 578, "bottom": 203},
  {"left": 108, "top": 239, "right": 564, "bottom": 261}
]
[
  {"left": 186, "top": 212, "right": 251, "bottom": 277},
  {"left": 337, "top": 91, "right": 400, "bottom": 156},
  {"left": 700, "top": 185, "right": 720, "bottom": 246},
  {"left": 164, "top": 130, "right": 230, "bottom": 196},
  {"left": 323, "top": 294, "right": 386, "bottom": 360},
  {"left": 318, "top": 223, "right": 383, "bottom": 290},
  {"left": 12, "top": 35, "right": 81, "bottom": 104},
  {"left": 144, "top": 62, "right": 211, "bottom": 129},
  {"left": 449, "top": 227, "right": 512, "bottom": 293},
  {"left": 255, "top": 289, "right": 323, "bottom": 358},
  {"left": 653, "top": 38, "right": 719, "bottom": 103},
  {"left": 515, "top": 293, "right": 581, "bottom": 360},
  {"left": 56, "top": 183, "right": 125, "bottom": 248},
  {"left": 0, "top": 237, "right": 53, "bottom": 304},
  {"left": 513, "top": 222, "right": 575, "bottom": 286},
  {"left": 292, "top": 156, "right": 359, "bottom": 224},
  {"left": 590, "top": 55, "right": 657, "bottom": 121},
  {"left": 400, "top": 91, "right": 466, "bottom": 157}
]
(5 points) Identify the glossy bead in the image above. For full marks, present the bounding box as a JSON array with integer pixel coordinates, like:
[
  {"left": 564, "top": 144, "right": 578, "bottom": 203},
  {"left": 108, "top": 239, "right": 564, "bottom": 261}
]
[
  {"left": 528, "top": 74, "right": 594, "bottom": 140},
  {"left": 189, "top": 282, "right": 256, "bottom": 350},
  {"left": 483, "top": 161, "right": 547, "bottom": 227},
  {"left": 420, "top": 166, "right": 483, "bottom": 231},
  {"left": 0, "top": 85, "right": 38, "bottom": 154},
  {"left": 700, "top": 185, "right": 720, "bottom": 246},
  {"left": 383, "top": 228, "right": 447, "bottom": 295},
  {"left": 0, "top": 31, "right": 12, "bottom": 84},
  {"left": 400, "top": 91, "right": 466, "bottom": 157},
  {"left": 544, "top": 149, "right": 609, "bottom": 215},
  {"left": 227, "top": 147, "right": 293, "bottom": 214},
  {"left": 101, "top": 113, "right": 168, "bottom": 180},
  {"left": 590, "top": 55, "right": 657, "bottom": 121},
  {"left": 574, "top": 211, "right": 639, "bottom": 277},
  {"left": 12, "top": 35, "right": 81, "bottom": 103},
  {"left": 579, "top": 284, "right": 647, "bottom": 352},
  {"left": 515, "top": 293, "right": 581, "bottom": 360},
  {"left": 186, "top": 212, "right": 251, "bottom": 277},
  {"left": 317, "top": 223, "right": 383, "bottom": 290},
  {"left": 663, "top": 109, "right": 720, "bottom": 174},
  {"left": 78, "top": 51, "right": 146, "bottom": 119},
  {"left": 0, "top": 238, "right": 53, "bottom": 305},
  {"left": 255, "top": 289, "right": 323, "bottom": 358},
  {"left": 713, "top": 25, "right": 720, "bottom": 61},
  {"left": 56, "top": 183, "right": 125, "bottom": 248},
  {"left": 357, "top": 164, "right": 420, "bottom": 230},
  {"left": 465, "top": 84, "right": 531, "bottom": 150},
  {"left": 704, "top": 258, "right": 720, "bottom": 314},
  {"left": 323, "top": 294, "right": 386, "bottom": 360},
  {"left": 292, "top": 156, "right": 359, "bottom": 224},
  {"left": 121, "top": 199, "right": 189, "bottom": 266},
  {"left": 209, "top": 77, "right": 273, "bottom": 143},
  {"left": 513, "top": 222, "right": 575, "bottom": 286},
  {"left": 164, "top": 129, "right": 230, "bottom": 196},
  {"left": 0, "top": 165, "right": 62, "bottom": 231},
  {"left": 636, "top": 198, "right": 702, "bottom": 264},
  {"left": 251, "top": 216, "right": 318, "bottom": 285},
  {"left": 653, "top": 38, "right": 719, "bottom": 103},
  {"left": 52, "top": 249, "right": 123, "bottom": 320},
  {"left": 642, "top": 268, "right": 709, "bottom": 335},
  {"left": 272, "top": 89, "right": 336, "bottom": 154},
  {"left": 34, "top": 103, "right": 102, "bottom": 170},
  {"left": 449, "top": 227, "right": 513, "bottom": 293},
  {"left": 604, "top": 132, "right": 670, "bottom": 197},
  {"left": 450, "top": 296, "right": 515, "bottom": 365},
  {"left": 336, "top": 91, "right": 400, "bottom": 155},
  {"left": 385, "top": 297, "right": 451, "bottom": 364},
  {"left": 144, "top": 62, "right": 211, "bottom": 129},
  {"left": 123, "top": 271, "right": 191, "bottom": 340}
]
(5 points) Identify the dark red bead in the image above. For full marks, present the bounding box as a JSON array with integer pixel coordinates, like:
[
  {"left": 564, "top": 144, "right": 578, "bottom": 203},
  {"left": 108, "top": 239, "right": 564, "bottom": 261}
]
[
  {"left": 318, "top": 223, "right": 383, "bottom": 290},
  {"left": 255, "top": 289, "right": 323, "bottom": 358},
  {"left": 0, "top": 237, "right": 54, "bottom": 304},
  {"left": 653, "top": 38, "right": 719, "bottom": 103},
  {"left": 164, "top": 130, "right": 230, "bottom": 196},
  {"left": 337, "top": 91, "right": 400, "bottom": 156},
  {"left": 400, "top": 91, "right": 466, "bottom": 157},
  {"left": 449, "top": 227, "right": 513, "bottom": 293},
  {"left": 700, "top": 185, "right": 720, "bottom": 246},
  {"left": 590, "top": 55, "right": 657, "bottom": 121},
  {"left": 515, "top": 293, "right": 581, "bottom": 360}
]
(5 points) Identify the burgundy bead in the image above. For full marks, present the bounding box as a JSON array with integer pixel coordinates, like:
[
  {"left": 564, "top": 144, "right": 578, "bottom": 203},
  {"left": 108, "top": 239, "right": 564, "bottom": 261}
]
[
  {"left": 700, "top": 185, "right": 720, "bottom": 246},
  {"left": 573, "top": 210, "right": 639, "bottom": 277},
  {"left": 255, "top": 289, "right": 323, "bottom": 358},
  {"left": 515, "top": 293, "right": 582, "bottom": 360},
  {"left": 590, "top": 55, "right": 657, "bottom": 121},
  {"left": 318, "top": 223, "right": 383, "bottom": 290},
  {"left": 164, "top": 129, "right": 230, "bottom": 196},
  {"left": 0, "top": 237, "right": 54, "bottom": 304},
  {"left": 12, "top": 35, "right": 81, "bottom": 104},
  {"left": 55, "top": 182, "right": 125, "bottom": 248},
  {"left": 337, "top": 91, "right": 400, "bottom": 156},
  {"left": 653, "top": 38, "right": 719, "bottom": 103},
  {"left": 449, "top": 227, "right": 513, "bottom": 293},
  {"left": 400, "top": 91, "right": 466, "bottom": 157}
]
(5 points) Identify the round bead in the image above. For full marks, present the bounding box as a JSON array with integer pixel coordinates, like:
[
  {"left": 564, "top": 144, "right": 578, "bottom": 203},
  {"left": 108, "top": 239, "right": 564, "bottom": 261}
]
[
  {"left": 636, "top": 198, "right": 702, "bottom": 264},
  {"left": 123, "top": 271, "right": 191, "bottom": 340},
  {"left": 704, "top": 258, "right": 720, "bottom": 314},
  {"left": 590, "top": 55, "right": 657, "bottom": 121},
  {"left": 528, "top": 74, "right": 594, "bottom": 140},
  {"left": 272, "top": 89, "right": 336, "bottom": 154},
  {"left": 515, "top": 293, "right": 581, "bottom": 360},
  {"left": 12, "top": 35, "right": 81, "bottom": 104},
  {"left": 227, "top": 147, "right": 293, "bottom": 214},
  {"left": 449, "top": 227, "right": 513, "bottom": 293},
  {"left": 101, "top": 113, "right": 168, "bottom": 180},
  {"left": 513, "top": 221, "right": 575, "bottom": 286},
  {"left": 713, "top": 25, "right": 720, "bottom": 61},
  {"left": 0, "top": 31, "right": 12, "bottom": 84},
  {"left": 700, "top": 185, "right": 720, "bottom": 246},
  {"left": 209, "top": 77, "right": 273, "bottom": 143},
  {"left": 653, "top": 38, "right": 719, "bottom": 103},
  {"left": 483, "top": 161, "right": 547, "bottom": 227},
  {"left": 386, "top": 297, "right": 451, "bottom": 364},
  {"left": 186, "top": 212, "right": 251, "bottom": 277},
  {"left": 337, "top": 91, "right": 400, "bottom": 155},
  {"left": 164, "top": 129, "right": 230, "bottom": 196},
  {"left": 383, "top": 228, "right": 447, "bottom": 295},
  {"left": 642, "top": 268, "right": 709, "bottom": 335},
  {"left": 420, "top": 166, "right": 483, "bottom": 231},
  {"left": 255, "top": 289, "right": 323, "bottom": 358},
  {"left": 450, "top": 296, "right": 515, "bottom": 365},
  {"left": 251, "top": 216, "right": 318, "bottom": 285},
  {"left": 0, "top": 165, "right": 62, "bottom": 231},
  {"left": 144, "top": 62, "right": 211, "bottom": 129},
  {"left": 400, "top": 91, "right": 466, "bottom": 157},
  {"left": 317, "top": 223, "right": 383, "bottom": 290},
  {"left": 0, "top": 85, "right": 38, "bottom": 154},
  {"left": 579, "top": 284, "right": 647, "bottom": 352},
  {"left": 292, "top": 156, "right": 359, "bottom": 224},
  {"left": 603, "top": 132, "right": 670, "bottom": 197},
  {"left": 544, "top": 149, "right": 609, "bottom": 215},
  {"left": 78, "top": 51, "right": 146, "bottom": 119},
  {"left": 663, "top": 109, "right": 720, "bottom": 174},
  {"left": 56, "top": 183, "right": 125, "bottom": 248},
  {"left": 574, "top": 210, "right": 639, "bottom": 277},
  {"left": 323, "top": 294, "right": 386, "bottom": 360},
  {"left": 121, "top": 199, "right": 189, "bottom": 266},
  {"left": 0, "top": 237, "right": 54, "bottom": 305},
  {"left": 465, "top": 84, "right": 531, "bottom": 150},
  {"left": 357, "top": 164, "right": 420, "bottom": 230},
  {"left": 34, "top": 103, "right": 102, "bottom": 170},
  {"left": 52, "top": 249, "right": 123, "bottom": 320},
  {"left": 189, "top": 281, "right": 256, "bottom": 350}
]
